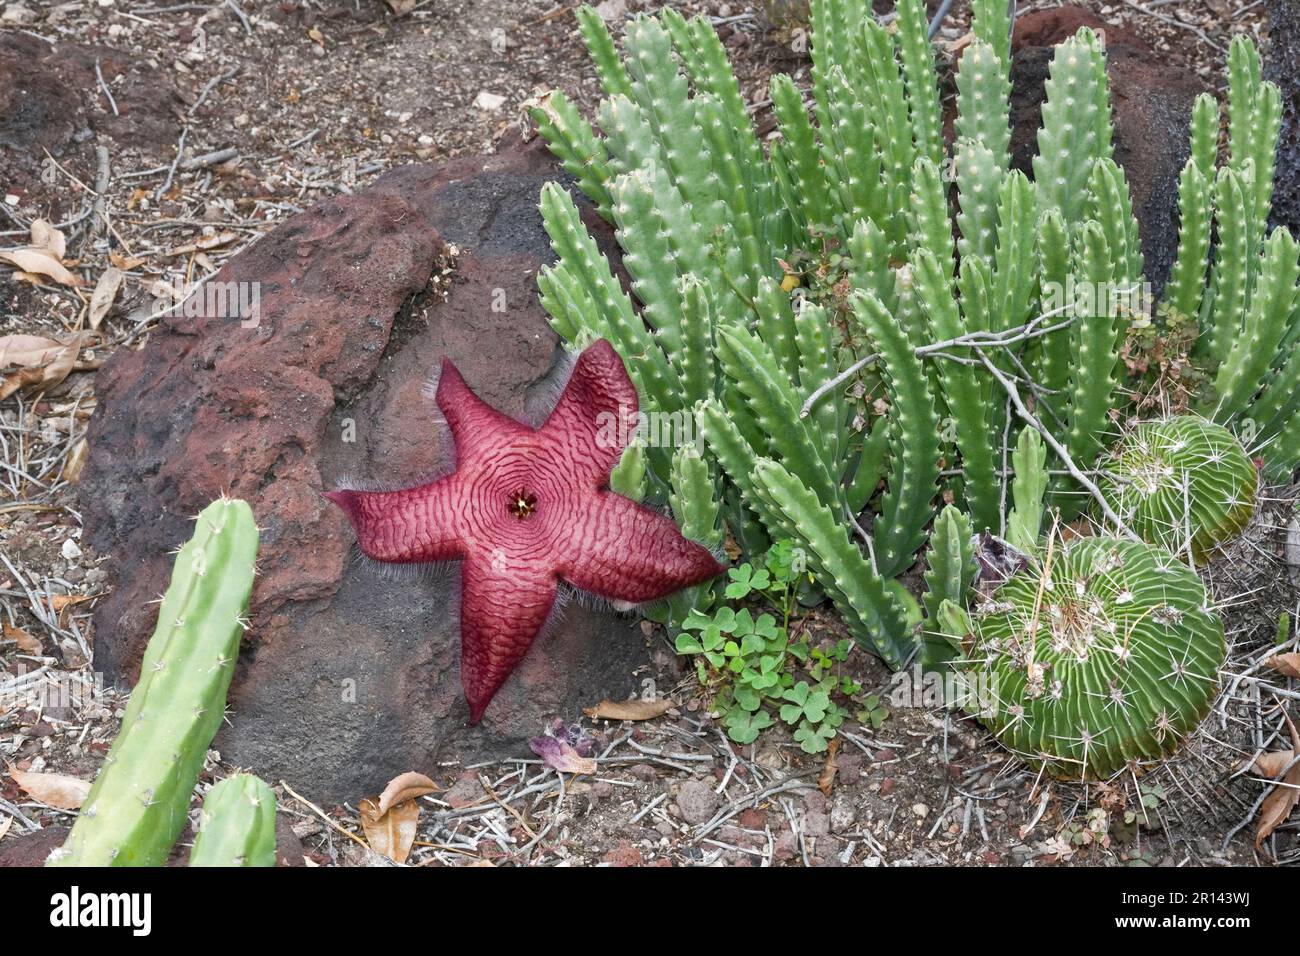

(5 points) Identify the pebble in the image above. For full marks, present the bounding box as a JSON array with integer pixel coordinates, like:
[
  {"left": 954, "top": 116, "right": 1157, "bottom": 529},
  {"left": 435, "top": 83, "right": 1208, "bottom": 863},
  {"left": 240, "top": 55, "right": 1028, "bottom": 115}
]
[
  {"left": 443, "top": 774, "right": 485, "bottom": 809},
  {"left": 85, "top": 568, "right": 108, "bottom": 585},
  {"left": 880, "top": 777, "right": 896, "bottom": 796},
  {"left": 675, "top": 779, "right": 719, "bottom": 825},
  {"left": 829, "top": 792, "right": 857, "bottom": 832},
  {"left": 912, "top": 802, "right": 929, "bottom": 819},
  {"left": 802, "top": 809, "right": 830, "bottom": 838}
]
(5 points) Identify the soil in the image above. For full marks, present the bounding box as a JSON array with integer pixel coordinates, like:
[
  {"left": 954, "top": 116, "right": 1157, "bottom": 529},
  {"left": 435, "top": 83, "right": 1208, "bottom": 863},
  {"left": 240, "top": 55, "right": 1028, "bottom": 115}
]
[{"left": 2, "top": 0, "right": 1296, "bottom": 868}]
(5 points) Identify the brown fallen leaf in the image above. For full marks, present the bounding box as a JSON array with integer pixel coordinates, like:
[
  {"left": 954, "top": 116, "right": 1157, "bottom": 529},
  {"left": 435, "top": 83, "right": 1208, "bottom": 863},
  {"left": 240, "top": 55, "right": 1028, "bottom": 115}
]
[
  {"left": 385, "top": 0, "right": 417, "bottom": 14},
  {"left": 358, "top": 795, "right": 420, "bottom": 864},
  {"left": 164, "top": 231, "right": 237, "bottom": 257},
  {"left": 374, "top": 771, "right": 440, "bottom": 818},
  {"left": 0, "top": 331, "right": 93, "bottom": 401},
  {"left": 1266, "top": 653, "right": 1300, "bottom": 680},
  {"left": 49, "top": 594, "right": 91, "bottom": 613},
  {"left": 1252, "top": 751, "right": 1296, "bottom": 779},
  {"left": 583, "top": 697, "right": 675, "bottom": 721},
  {"left": 29, "top": 219, "right": 66, "bottom": 259},
  {"left": 6, "top": 763, "right": 91, "bottom": 810},
  {"left": 87, "top": 266, "right": 124, "bottom": 330},
  {"left": 818, "top": 736, "right": 841, "bottom": 797},
  {"left": 109, "top": 249, "right": 146, "bottom": 270},
  {"left": 2, "top": 622, "right": 41, "bottom": 655},
  {"left": 0, "top": 814, "right": 11, "bottom": 842},
  {"left": 0, "top": 247, "right": 82, "bottom": 287},
  {"left": 1256, "top": 709, "right": 1300, "bottom": 850},
  {"left": 529, "top": 735, "right": 596, "bottom": 775},
  {"left": 61, "top": 437, "right": 88, "bottom": 484}
]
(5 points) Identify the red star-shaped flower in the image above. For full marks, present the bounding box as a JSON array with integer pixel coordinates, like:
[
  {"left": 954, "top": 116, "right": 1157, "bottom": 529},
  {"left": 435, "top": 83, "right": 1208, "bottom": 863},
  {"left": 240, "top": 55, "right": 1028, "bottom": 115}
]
[{"left": 326, "top": 339, "right": 723, "bottom": 722}]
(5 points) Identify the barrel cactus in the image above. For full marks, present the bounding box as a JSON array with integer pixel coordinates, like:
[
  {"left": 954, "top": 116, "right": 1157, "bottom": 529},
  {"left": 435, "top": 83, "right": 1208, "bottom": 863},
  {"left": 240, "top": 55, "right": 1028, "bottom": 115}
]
[
  {"left": 963, "top": 536, "right": 1225, "bottom": 780},
  {"left": 1097, "top": 416, "right": 1257, "bottom": 563}
]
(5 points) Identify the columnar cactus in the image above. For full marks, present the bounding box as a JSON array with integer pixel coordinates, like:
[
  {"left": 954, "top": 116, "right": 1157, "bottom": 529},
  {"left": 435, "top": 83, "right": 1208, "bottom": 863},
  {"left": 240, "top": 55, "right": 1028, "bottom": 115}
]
[
  {"left": 49, "top": 498, "right": 259, "bottom": 867},
  {"left": 189, "top": 774, "right": 277, "bottom": 868},
  {"left": 1097, "top": 416, "right": 1257, "bottom": 563},
  {"left": 964, "top": 536, "right": 1225, "bottom": 780},
  {"left": 532, "top": 1, "right": 1299, "bottom": 680}
]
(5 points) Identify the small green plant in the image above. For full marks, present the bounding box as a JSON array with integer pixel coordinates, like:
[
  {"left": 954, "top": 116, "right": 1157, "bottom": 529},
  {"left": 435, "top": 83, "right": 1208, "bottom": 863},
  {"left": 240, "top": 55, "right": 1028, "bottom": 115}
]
[
  {"left": 1097, "top": 415, "right": 1257, "bottom": 563},
  {"left": 49, "top": 497, "right": 260, "bottom": 867},
  {"left": 676, "top": 540, "right": 883, "bottom": 752},
  {"left": 189, "top": 774, "right": 277, "bottom": 868}
]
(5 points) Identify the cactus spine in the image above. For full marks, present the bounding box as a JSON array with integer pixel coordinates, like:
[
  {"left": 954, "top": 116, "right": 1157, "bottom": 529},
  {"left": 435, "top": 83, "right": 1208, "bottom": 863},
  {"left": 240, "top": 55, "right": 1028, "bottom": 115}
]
[
  {"left": 49, "top": 498, "right": 259, "bottom": 867},
  {"left": 533, "top": 3, "right": 1300, "bottom": 698},
  {"left": 1097, "top": 416, "right": 1257, "bottom": 563},
  {"left": 964, "top": 537, "right": 1225, "bottom": 779},
  {"left": 189, "top": 774, "right": 277, "bottom": 868}
]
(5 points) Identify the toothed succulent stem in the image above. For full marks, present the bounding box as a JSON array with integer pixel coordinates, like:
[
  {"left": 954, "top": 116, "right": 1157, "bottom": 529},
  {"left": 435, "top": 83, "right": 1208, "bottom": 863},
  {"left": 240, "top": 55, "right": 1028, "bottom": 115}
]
[
  {"left": 50, "top": 498, "right": 259, "bottom": 867},
  {"left": 188, "top": 774, "right": 277, "bottom": 868},
  {"left": 920, "top": 505, "right": 976, "bottom": 666},
  {"left": 751, "top": 458, "right": 910, "bottom": 668}
]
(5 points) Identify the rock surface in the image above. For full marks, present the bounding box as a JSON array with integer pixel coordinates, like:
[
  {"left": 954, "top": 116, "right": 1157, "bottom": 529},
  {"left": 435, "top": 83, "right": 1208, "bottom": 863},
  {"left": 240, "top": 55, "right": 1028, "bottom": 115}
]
[
  {"left": 1007, "top": 7, "right": 1205, "bottom": 297},
  {"left": 79, "top": 135, "right": 661, "bottom": 804},
  {"left": 1266, "top": 0, "right": 1300, "bottom": 236}
]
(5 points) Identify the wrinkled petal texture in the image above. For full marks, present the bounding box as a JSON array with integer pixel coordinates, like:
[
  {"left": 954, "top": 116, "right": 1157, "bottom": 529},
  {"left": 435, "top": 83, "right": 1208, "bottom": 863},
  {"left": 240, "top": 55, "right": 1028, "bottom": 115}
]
[{"left": 326, "top": 339, "right": 724, "bottom": 722}]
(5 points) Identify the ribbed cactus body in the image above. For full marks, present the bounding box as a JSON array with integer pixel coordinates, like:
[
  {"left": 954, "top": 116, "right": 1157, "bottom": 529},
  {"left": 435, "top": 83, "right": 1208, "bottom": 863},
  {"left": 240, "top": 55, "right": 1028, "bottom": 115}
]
[
  {"left": 189, "top": 774, "right": 277, "bottom": 868},
  {"left": 1097, "top": 416, "right": 1257, "bottom": 564},
  {"left": 965, "top": 537, "right": 1225, "bottom": 780},
  {"left": 49, "top": 498, "right": 259, "bottom": 867}
]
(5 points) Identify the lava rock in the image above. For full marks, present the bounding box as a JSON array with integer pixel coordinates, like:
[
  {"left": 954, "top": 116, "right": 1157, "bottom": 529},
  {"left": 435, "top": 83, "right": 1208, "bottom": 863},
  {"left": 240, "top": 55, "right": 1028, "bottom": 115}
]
[
  {"left": 1006, "top": 7, "right": 1205, "bottom": 297},
  {"left": 79, "top": 134, "right": 658, "bottom": 804},
  {"left": 1266, "top": 0, "right": 1300, "bottom": 236}
]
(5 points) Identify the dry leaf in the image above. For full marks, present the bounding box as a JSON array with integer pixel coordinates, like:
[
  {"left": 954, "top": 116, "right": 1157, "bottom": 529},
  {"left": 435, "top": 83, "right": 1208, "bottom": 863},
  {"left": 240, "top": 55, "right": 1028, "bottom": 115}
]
[
  {"left": 6, "top": 764, "right": 91, "bottom": 810},
  {"left": 87, "top": 266, "right": 124, "bottom": 330},
  {"left": 529, "top": 735, "right": 596, "bottom": 775},
  {"left": 0, "top": 814, "right": 11, "bottom": 842},
  {"left": 1266, "top": 653, "right": 1300, "bottom": 680},
  {"left": 818, "top": 737, "right": 841, "bottom": 797},
  {"left": 375, "top": 771, "right": 440, "bottom": 817},
  {"left": 582, "top": 697, "right": 674, "bottom": 722},
  {"left": 164, "top": 231, "right": 237, "bottom": 257},
  {"left": 385, "top": 0, "right": 417, "bottom": 13},
  {"left": 61, "top": 437, "right": 88, "bottom": 484},
  {"left": 358, "top": 795, "right": 419, "bottom": 864},
  {"left": 2, "top": 622, "right": 41, "bottom": 655},
  {"left": 0, "top": 247, "right": 82, "bottom": 287},
  {"left": 109, "top": 249, "right": 146, "bottom": 270},
  {"left": 1252, "top": 751, "right": 1295, "bottom": 779},
  {"left": 0, "top": 331, "right": 92, "bottom": 401},
  {"left": 1256, "top": 710, "right": 1300, "bottom": 850},
  {"left": 0, "top": 333, "right": 64, "bottom": 368},
  {"left": 29, "top": 219, "right": 66, "bottom": 259}
]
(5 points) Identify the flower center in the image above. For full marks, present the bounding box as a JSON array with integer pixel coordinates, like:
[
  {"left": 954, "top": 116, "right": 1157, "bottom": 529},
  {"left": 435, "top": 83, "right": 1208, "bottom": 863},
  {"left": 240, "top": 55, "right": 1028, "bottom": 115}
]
[{"left": 507, "top": 489, "right": 538, "bottom": 520}]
